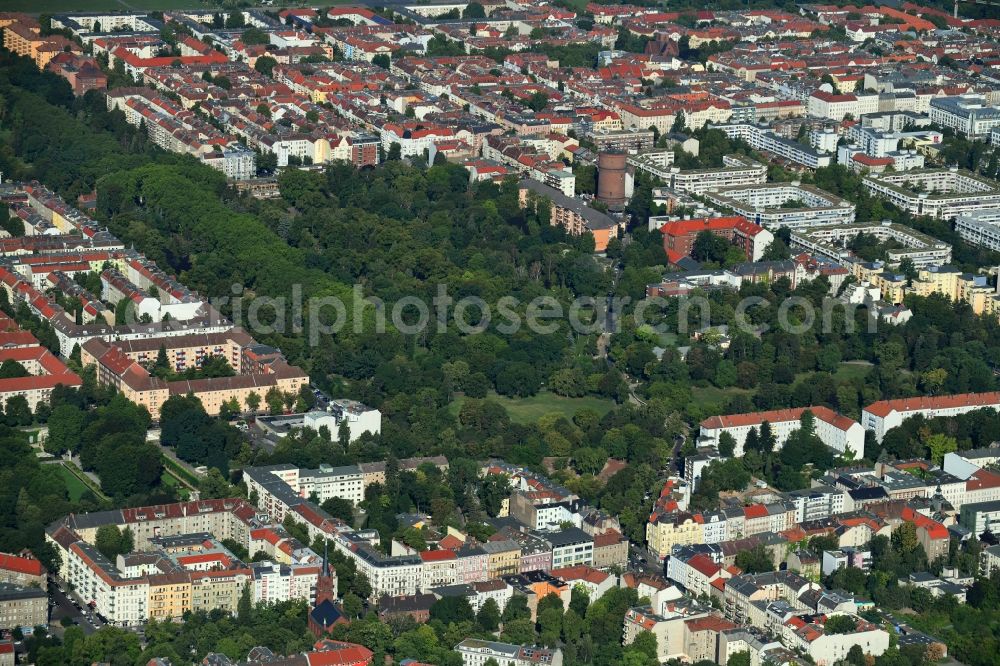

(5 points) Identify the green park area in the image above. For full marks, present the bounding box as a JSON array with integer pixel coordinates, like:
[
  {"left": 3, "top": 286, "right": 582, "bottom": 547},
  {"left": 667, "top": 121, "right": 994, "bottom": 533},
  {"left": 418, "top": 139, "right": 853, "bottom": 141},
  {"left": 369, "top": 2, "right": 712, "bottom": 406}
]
[
  {"left": 449, "top": 390, "right": 615, "bottom": 425},
  {"left": 56, "top": 464, "right": 90, "bottom": 502}
]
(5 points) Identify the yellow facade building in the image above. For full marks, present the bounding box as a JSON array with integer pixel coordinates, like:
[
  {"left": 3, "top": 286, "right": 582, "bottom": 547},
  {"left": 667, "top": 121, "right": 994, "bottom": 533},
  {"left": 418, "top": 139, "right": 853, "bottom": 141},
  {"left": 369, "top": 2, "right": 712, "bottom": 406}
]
[{"left": 646, "top": 513, "right": 705, "bottom": 561}]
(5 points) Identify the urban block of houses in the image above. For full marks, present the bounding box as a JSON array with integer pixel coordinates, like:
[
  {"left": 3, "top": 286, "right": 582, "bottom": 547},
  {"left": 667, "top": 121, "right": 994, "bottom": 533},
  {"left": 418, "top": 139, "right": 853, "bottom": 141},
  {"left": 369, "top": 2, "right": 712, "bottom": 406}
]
[{"left": 45, "top": 499, "right": 327, "bottom": 626}]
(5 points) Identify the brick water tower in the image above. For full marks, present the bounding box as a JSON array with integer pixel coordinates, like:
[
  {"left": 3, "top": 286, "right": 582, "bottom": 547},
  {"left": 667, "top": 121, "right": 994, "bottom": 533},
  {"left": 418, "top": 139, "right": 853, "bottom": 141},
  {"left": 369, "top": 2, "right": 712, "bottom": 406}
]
[{"left": 597, "top": 150, "right": 627, "bottom": 210}]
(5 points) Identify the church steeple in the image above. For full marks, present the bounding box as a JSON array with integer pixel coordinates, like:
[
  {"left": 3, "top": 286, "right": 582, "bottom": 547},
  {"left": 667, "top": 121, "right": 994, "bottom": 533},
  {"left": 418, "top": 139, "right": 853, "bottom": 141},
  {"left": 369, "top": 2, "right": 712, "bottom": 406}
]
[{"left": 315, "top": 538, "right": 335, "bottom": 606}]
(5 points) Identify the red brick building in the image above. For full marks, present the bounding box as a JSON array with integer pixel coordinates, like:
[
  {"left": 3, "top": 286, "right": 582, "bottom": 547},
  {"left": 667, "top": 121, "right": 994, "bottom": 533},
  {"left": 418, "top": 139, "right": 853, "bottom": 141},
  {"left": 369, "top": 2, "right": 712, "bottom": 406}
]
[{"left": 659, "top": 215, "right": 772, "bottom": 266}]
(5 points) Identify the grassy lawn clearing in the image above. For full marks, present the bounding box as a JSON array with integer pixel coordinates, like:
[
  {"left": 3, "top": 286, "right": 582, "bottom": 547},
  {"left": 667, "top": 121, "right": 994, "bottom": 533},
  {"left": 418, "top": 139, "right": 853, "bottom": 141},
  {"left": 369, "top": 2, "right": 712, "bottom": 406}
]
[{"left": 449, "top": 390, "right": 615, "bottom": 424}]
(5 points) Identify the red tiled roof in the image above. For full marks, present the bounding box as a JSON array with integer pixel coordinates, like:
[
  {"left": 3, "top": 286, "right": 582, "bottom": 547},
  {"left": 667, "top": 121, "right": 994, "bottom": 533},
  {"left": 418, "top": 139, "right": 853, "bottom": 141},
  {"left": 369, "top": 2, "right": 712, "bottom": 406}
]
[
  {"left": 811, "top": 90, "right": 857, "bottom": 102},
  {"left": 968, "top": 468, "right": 1000, "bottom": 491},
  {"left": 308, "top": 640, "right": 374, "bottom": 666},
  {"left": 701, "top": 405, "right": 856, "bottom": 432},
  {"left": 594, "top": 529, "right": 624, "bottom": 547},
  {"left": 852, "top": 154, "right": 894, "bottom": 166},
  {"left": 686, "top": 553, "right": 720, "bottom": 578},
  {"left": 0, "top": 552, "right": 43, "bottom": 576},
  {"left": 419, "top": 549, "right": 457, "bottom": 562},
  {"left": 685, "top": 615, "right": 737, "bottom": 632},
  {"left": 551, "top": 565, "right": 610, "bottom": 584},
  {"left": 176, "top": 553, "right": 233, "bottom": 568},
  {"left": 864, "top": 392, "right": 1000, "bottom": 418},
  {"left": 901, "top": 507, "right": 948, "bottom": 540},
  {"left": 438, "top": 534, "right": 464, "bottom": 550}
]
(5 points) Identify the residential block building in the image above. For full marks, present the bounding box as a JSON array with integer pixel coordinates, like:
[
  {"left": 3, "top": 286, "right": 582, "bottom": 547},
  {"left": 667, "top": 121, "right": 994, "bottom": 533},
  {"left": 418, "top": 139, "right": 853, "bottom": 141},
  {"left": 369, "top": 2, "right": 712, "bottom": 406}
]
[
  {"left": 862, "top": 392, "right": 1000, "bottom": 442},
  {"left": 455, "top": 639, "right": 563, "bottom": 666},
  {"left": 705, "top": 183, "right": 855, "bottom": 228},
  {"left": 518, "top": 179, "right": 625, "bottom": 253},
  {"left": 658, "top": 216, "right": 773, "bottom": 266},
  {"left": 699, "top": 406, "right": 864, "bottom": 458},
  {"left": 0, "top": 584, "right": 46, "bottom": 630},
  {"left": 863, "top": 168, "right": 1000, "bottom": 219}
]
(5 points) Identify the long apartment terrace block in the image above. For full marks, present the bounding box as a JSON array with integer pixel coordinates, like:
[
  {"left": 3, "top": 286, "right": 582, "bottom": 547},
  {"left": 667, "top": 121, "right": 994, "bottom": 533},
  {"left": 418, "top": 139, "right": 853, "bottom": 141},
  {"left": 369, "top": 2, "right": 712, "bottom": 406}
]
[
  {"left": 704, "top": 182, "right": 856, "bottom": 229},
  {"left": 791, "top": 222, "right": 952, "bottom": 267},
  {"left": 862, "top": 391, "right": 1000, "bottom": 442},
  {"left": 629, "top": 153, "right": 768, "bottom": 195},
  {"left": 863, "top": 168, "right": 1000, "bottom": 219},
  {"left": 699, "top": 405, "right": 864, "bottom": 458}
]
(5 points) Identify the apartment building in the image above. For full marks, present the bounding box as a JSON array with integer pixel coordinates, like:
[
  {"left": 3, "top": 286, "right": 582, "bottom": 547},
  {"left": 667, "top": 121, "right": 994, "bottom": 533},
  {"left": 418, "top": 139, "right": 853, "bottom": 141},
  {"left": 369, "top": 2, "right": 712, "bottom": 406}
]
[
  {"left": 929, "top": 95, "right": 1000, "bottom": 139},
  {"left": 791, "top": 222, "right": 951, "bottom": 267},
  {"left": 335, "top": 533, "right": 424, "bottom": 598},
  {"left": 705, "top": 183, "right": 856, "bottom": 228},
  {"left": 862, "top": 168, "right": 1000, "bottom": 219},
  {"left": 298, "top": 465, "right": 366, "bottom": 506},
  {"left": 785, "top": 486, "right": 848, "bottom": 523},
  {"left": 666, "top": 552, "right": 736, "bottom": 599},
  {"left": 482, "top": 540, "right": 522, "bottom": 579},
  {"left": 862, "top": 392, "right": 1000, "bottom": 442},
  {"left": 0, "top": 553, "right": 45, "bottom": 590},
  {"left": 81, "top": 336, "right": 308, "bottom": 418},
  {"left": 592, "top": 530, "right": 629, "bottom": 570},
  {"left": 723, "top": 571, "right": 819, "bottom": 626},
  {"left": 419, "top": 550, "right": 459, "bottom": 589},
  {"left": 0, "top": 343, "right": 82, "bottom": 412},
  {"left": 955, "top": 209, "right": 1000, "bottom": 252},
  {"left": 550, "top": 565, "right": 614, "bottom": 603},
  {"left": 588, "top": 128, "right": 655, "bottom": 153},
  {"left": 455, "top": 639, "right": 563, "bottom": 666},
  {"left": 699, "top": 406, "right": 864, "bottom": 458},
  {"left": 508, "top": 491, "right": 581, "bottom": 531},
  {"left": 669, "top": 156, "right": 769, "bottom": 195},
  {"left": 623, "top": 601, "right": 713, "bottom": 662},
  {"left": 850, "top": 261, "right": 998, "bottom": 315},
  {"left": 0, "top": 584, "right": 46, "bottom": 630},
  {"left": 628, "top": 153, "right": 768, "bottom": 196},
  {"left": 545, "top": 528, "right": 594, "bottom": 569},
  {"left": 2, "top": 16, "right": 82, "bottom": 69},
  {"left": 46, "top": 498, "right": 323, "bottom": 624},
  {"left": 646, "top": 513, "right": 705, "bottom": 562},
  {"left": 959, "top": 499, "right": 1000, "bottom": 535},
  {"left": 518, "top": 178, "right": 625, "bottom": 253},
  {"left": 807, "top": 91, "right": 879, "bottom": 121},
  {"left": 201, "top": 147, "right": 257, "bottom": 181},
  {"left": 244, "top": 464, "right": 366, "bottom": 513},
  {"left": 784, "top": 616, "right": 889, "bottom": 666},
  {"left": 715, "top": 123, "right": 833, "bottom": 169},
  {"left": 251, "top": 562, "right": 318, "bottom": 605},
  {"left": 243, "top": 458, "right": 495, "bottom": 599},
  {"left": 658, "top": 216, "right": 773, "bottom": 266}
]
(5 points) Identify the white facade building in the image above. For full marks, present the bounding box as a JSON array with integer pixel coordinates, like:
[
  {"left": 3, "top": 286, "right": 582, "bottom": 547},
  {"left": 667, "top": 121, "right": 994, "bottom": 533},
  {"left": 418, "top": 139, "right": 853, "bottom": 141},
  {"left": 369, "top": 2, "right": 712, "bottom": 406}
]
[
  {"left": 863, "top": 169, "right": 1000, "bottom": 219},
  {"left": 929, "top": 95, "right": 1000, "bottom": 139},
  {"left": 705, "top": 183, "right": 855, "bottom": 228},
  {"left": 251, "top": 562, "right": 318, "bottom": 605},
  {"left": 700, "top": 406, "right": 865, "bottom": 458},
  {"left": 862, "top": 392, "right": 1000, "bottom": 442}
]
